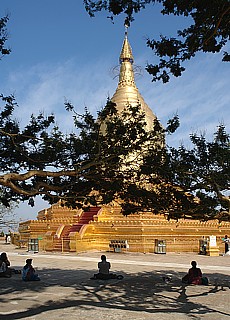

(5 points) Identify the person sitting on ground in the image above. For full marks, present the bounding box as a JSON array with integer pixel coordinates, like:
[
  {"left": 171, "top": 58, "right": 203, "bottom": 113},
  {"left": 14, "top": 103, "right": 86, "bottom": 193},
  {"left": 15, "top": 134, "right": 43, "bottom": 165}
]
[
  {"left": 0, "top": 252, "right": 10, "bottom": 268},
  {"left": 0, "top": 252, "right": 11, "bottom": 277},
  {"left": 22, "top": 259, "right": 40, "bottom": 281},
  {"left": 0, "top": 252, "right": 21, "bottom": 275},
  {"left": 182, "top": 261, "right": 204, "bottom": 285},
  {"left": 98, "top": 255, "right": 111, "bottom": 276},
  {"left": 93, "top": 255, "right": 112, "bottom": 280},
  {"left": 91, "top": 255, "right": 123, "bottom": 280}
]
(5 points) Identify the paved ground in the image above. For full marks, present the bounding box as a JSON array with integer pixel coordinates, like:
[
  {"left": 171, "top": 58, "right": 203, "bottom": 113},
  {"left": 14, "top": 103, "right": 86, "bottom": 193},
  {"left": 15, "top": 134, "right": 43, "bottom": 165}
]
[{"left": 0, "top": 241, "right": 230, "bottom": 320}]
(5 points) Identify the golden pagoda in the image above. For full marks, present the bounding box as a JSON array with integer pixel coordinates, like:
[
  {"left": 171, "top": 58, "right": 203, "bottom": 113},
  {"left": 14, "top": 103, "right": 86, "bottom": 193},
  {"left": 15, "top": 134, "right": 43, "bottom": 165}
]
[
  {"left": 18, "top": 30, "right": 229, "bottom": 255},
  {"left": 111, "top": 27, "right": 156, "bottom": 131}
]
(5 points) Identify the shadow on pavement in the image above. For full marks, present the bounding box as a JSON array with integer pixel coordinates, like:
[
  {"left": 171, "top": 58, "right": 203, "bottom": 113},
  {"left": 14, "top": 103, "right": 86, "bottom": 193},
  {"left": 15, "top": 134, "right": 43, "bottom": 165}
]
[{"left": 0, "top": 268, "right": 230, "bottom": 319}]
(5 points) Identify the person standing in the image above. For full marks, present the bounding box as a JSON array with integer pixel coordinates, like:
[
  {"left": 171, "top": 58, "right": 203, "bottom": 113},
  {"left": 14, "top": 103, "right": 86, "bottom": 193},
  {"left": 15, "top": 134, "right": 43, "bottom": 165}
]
[{"left": 224, "top": 235, "right": 229, "bottom": 254}]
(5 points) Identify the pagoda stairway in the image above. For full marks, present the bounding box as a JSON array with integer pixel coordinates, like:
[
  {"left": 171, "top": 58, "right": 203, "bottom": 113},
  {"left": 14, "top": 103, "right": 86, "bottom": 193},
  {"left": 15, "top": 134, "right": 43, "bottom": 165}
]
[
  {"left": 68, "top": 207, "right": 101, "bottom": 233},
  {"left": 52, "top": 225, "right": 72, "bottom": 252},
  {"left": 52, "top": 207, "right": 100, "bottom": 252}
]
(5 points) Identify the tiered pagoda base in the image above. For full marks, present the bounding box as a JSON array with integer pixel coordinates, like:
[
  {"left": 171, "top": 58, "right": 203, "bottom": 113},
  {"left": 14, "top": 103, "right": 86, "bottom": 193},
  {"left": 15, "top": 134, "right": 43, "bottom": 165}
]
[{"left": 17, "top": 204, "right": 229, "bottom": 254}]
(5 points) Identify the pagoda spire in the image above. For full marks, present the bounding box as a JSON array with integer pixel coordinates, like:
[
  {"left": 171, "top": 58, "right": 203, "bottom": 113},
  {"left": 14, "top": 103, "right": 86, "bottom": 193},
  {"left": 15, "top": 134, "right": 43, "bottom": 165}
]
[
  {"left": 119, "top": 26, "right": 134, "bottom": 64},
  {"left": 117, "top": 26, "right": 136, "bottom": 89},
  {"left": 111, "top": 28, "right": 157, "bottom": 131}
]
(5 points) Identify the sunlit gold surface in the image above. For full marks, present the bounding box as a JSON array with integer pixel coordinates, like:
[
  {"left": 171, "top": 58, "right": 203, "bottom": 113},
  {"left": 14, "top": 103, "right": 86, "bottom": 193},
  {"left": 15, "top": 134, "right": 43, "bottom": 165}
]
[{"left": 111, "top": 32, "right": 156, "bottom": 131}]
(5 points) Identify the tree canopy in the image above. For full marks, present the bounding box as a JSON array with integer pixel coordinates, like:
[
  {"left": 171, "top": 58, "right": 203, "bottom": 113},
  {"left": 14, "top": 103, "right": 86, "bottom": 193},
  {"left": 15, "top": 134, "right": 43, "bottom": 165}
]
[
  {"left": 0, "top": 3, "right": 229, "bottom": 221},
  {"left": 0, "top": 93, "right": 229, "bottom": 221},
  {"left": 0, "top": 15, "right": 10, "bottom": 60},
  {"left": 138, "top": 124, "right": 230, "bottom": 221},
  {"left": 84, "top": 0, "right": 230, "bottom": 82},
  {"left": 0, "top": 94, "right": 164, "bottom": 209}
]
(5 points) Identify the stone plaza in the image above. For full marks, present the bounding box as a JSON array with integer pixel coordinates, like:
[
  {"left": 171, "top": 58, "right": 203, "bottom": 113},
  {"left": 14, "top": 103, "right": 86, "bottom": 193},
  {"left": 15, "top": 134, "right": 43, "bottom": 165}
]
[{"left": 0, "top": 240, "right": 229, "bottom": 320}]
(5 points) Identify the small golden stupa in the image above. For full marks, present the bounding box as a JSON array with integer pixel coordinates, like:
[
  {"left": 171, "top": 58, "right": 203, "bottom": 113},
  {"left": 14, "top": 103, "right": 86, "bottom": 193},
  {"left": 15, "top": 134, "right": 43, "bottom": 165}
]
[{"left": 18, "top": 30, "right": 229, "bottom": 255}]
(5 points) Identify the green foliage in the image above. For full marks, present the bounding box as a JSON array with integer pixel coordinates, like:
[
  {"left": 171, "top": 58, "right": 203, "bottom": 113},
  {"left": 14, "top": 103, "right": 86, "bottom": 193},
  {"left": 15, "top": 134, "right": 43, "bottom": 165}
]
[
  {"left": 0, "top": 15, "right": 11, "bottom": 59},
  {"left": 0, "top": 94, "right": 163, "bottom": 210},
  {"left": 84, "top": 0, "right": 230, "bottom": 82},
  {"left": 0, "top": 93, "right": 229, "bottom": 221},
  {"left": 122, "top": 124, "right": 229, "bottom": 221},
  {"left": 166, "top": 125, "right": 229, "bottom": 220}
]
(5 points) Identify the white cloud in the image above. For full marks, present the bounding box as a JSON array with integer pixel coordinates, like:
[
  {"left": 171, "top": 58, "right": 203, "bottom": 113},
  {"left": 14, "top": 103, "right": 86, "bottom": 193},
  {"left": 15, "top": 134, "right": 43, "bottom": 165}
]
[
  {"left": 4, "top": 58, "right": 118, "bottom": 132},
  {"left": 136, "top": 52, "right": 229, "bottom": 147}
]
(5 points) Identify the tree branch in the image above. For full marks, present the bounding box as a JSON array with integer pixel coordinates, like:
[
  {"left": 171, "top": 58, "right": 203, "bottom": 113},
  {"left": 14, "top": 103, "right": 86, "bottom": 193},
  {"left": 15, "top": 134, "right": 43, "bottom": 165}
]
[{"left": 203, "top": 5, "right": 230, "bottom": 46}]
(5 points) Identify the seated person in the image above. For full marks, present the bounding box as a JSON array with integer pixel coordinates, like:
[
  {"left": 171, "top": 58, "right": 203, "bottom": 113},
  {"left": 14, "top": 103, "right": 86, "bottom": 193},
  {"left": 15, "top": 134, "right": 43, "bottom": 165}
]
[
  {"left": 0, "top": 252, "right": 21, "bottom": 275},
  {"left": 91, "top": 255, "right": 123, "bottom": 280},
  {"left": 22, "top": 259, "right": 40, "bottom": 281},
  {"left": 0, "top": 252, "right": 11, "bottom": 278},
  {"left": 182, "top": 261, "right": 203, "bottom": 285},
  {"left": 98, "top": 255, "right": 111, "bottom": 276}
]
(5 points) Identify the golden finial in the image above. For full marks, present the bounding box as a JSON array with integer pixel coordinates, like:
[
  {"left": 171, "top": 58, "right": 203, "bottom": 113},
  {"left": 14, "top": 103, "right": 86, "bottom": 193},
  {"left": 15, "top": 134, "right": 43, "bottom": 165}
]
[{"left": 119, "top": 26, "right": 134, "bottom": 64}]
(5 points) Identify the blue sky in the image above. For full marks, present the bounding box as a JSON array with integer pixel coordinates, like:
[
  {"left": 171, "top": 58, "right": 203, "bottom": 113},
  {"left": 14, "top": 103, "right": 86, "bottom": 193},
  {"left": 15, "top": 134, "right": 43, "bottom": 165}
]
[{"left": 1, "top": 1, "right": 229, "bottom": 223}]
